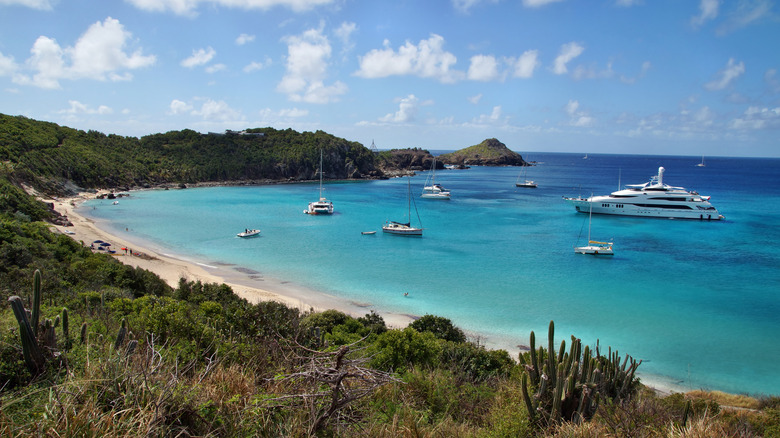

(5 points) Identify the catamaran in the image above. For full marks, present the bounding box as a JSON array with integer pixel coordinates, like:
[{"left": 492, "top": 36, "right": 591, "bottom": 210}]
[
  {"left": 304, "top": 150, "right": 334, "bottom": 215},
  {"left": 421, "top": 157, "right": 451, "bottom": 199}
]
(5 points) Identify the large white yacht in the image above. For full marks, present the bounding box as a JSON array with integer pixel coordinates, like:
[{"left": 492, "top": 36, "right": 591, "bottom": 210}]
[{"left": 564, "top": 167, "right": 723, "bottom": 220}]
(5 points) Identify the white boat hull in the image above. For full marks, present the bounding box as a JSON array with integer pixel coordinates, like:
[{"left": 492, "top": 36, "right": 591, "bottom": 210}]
[
  {"left": 574, "top": 244, "right": 613, "bottom": 255},
  {"left": 382, "top": 222, "right": 422, "bottom": 236},
  {"left": 304, "top": 200, "right": 334, "bottom": 215},
  {"left": 565, "top": 197, "right": 722, "bottom": 220},
  {"left": 237, "top": 229, "right": 261, "bottom": 238}
]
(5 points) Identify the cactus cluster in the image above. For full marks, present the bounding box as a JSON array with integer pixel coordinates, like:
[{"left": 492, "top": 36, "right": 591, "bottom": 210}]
[{"left": 519, "top": 320, "right": 641, "bottom": 428}]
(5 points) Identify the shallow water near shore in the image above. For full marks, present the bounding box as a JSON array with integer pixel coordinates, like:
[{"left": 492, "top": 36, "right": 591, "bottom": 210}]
[{"left": 81, "top": 152, "right": 780, "bottom": 396}]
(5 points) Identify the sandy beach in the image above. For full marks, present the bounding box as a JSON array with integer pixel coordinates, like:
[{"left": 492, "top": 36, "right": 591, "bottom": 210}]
[{"left": 49, "top": 192, "right": 416, "bottom": 330}]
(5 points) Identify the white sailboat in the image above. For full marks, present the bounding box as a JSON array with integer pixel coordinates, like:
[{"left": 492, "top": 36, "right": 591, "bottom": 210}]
[
  {"left": 383, "top": 177, "right": 423, "bottom": 236},
  {"left": 574, "top": 194, "right": 613, "bottom": 255},
  {"left": 304, "top": 150, "right": 334, "bottom": 215},
  {"left": 515, "top": 159, "right": 537, "bottom": 188},
  {"left": 696, "top": 156, "right": 706, "bottom": 167},
  {"left": 421, "top": 157, "right": 451, "bottom": 199}
]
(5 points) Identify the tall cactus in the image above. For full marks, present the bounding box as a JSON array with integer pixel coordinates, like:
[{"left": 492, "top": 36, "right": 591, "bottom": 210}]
[
  {"left": 62, "top": 308, "right": 70, "bottom": 350},
  {"left": 31, "top": 269, "right": 42, "bottom": 337},
  {"left": 8, "top": 296, "right": 46, "bottom": 375},
  {"left": 519, "top": 320, "right": 640, "bottom": 429}
]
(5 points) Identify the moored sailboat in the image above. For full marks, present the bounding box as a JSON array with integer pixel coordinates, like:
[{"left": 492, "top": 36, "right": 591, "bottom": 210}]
[
  {"left": 383, "top": 177, "right": 423, "bottom": 236},
  {"left": 574, "top": 194, "right": 613, "bottom": 255},
  {"left": 304, "top": 150, "right": 334, "bottom": 215}
]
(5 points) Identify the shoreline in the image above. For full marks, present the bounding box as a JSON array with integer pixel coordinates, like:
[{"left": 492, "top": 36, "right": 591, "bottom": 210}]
[
  {"left": 49, "top": 190, "right": 688, "bottom": 396},
  {"left": 49, "top": 192, "right": 417, "bottom": 330}
]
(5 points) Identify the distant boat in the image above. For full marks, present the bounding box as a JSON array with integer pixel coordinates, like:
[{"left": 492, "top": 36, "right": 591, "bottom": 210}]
[
  {"left": 304, "top": 150, "right": 334, "bottom": 215},
  {"left": 361, "top": 231, "right": 376, "bottom": 235},
  {"left": 383, "top": 177, "right": 423, "bottom": 236},
  {"left": 583, "top": 153, "right": 588, "bottom": 159},
  {"left": 421, "top": 157, "right": 451, "bottom": 199},
  {"left": 237, "top": 229, "right": 261, "bottom": 238},
  {"left": 696, "top": 156, "right": 706, "bottom": 167},
  {"left": 574, "top": 194, "right": 613, "bottom": 256},
  {"left": 515, "top": 158, "right": 537, "bottom": 188}
]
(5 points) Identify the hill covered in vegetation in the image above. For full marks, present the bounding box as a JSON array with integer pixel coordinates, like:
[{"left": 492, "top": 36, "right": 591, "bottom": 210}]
[
  {"left": 1, "top": 114, "right": 778, "bottom": 436},
  {"left": 438, "top": 138, "right": 527, "bottom": 166}
]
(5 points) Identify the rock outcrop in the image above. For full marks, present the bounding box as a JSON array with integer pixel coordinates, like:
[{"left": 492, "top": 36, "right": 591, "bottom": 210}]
[{"left": 437, "top": 138, "right": 527, "bottom": 166}]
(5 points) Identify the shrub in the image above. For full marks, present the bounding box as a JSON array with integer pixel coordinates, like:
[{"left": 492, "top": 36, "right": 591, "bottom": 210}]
[{"left": 409, "top": 314, "right": 466, "bottom": 343}]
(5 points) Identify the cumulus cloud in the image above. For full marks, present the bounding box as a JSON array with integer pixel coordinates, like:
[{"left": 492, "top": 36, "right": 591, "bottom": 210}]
[
  {"left": 0, "top": 0, "right": 54, "bottom": 10},
  {"left": 169, "top": 99, "right": 193, "bottom": 114},
  {"left": 192, "top": 99, "right": 242, "bottom": 121},
  {"left": 12, "top": 17, "right": 155, "bottom": 89},
  {"left": 552, "top": 42, "right": 584, "bottom": 75},
  {"left": 468, "top": 93, "right": 483, "bottom": 104},
  {"left": 691, "top": 0, "right": 719, "bottom": 28},
  {"left": 0, "top": 52, "right": 17, "bottom": 76},
  {"left": 124, "top": 0, "right": 335, "bottom": 16},
  {"left": 705, "top": 58, "right": 745, "bottom": 90},
  {"left": 334, "top": 21, "right": 357, "bottom": 55},
  {"left": 277, "top": 26, "right": 347, "bottom": 103},
  {"left": 379, "top": 94, "right": 420, "bottom": 123},
  {"left": 235, "top": 33, "right": 255, "bottom": 45},
  {"left": 355, "top": 34, "right": 463, "bottom": 84},
  {"left": 468, "top": 55, "right": 500, "bottom": 81},
  {"left": 512, "top": 50, "right": 540, "bottom": 79},
  {"left": 205, "top": 63, "right": 226, "bottom": 73},
  {"left": 471, "top": 106, "right": 504, "bottom": 125},
  {"left": 59, "top": 100, "right": 113, "bottom": 115},
  {"left": 243, "top": 59, "right": 271, "bottom": 73},
  {"left": 565, "top": 100, "right": 594, "bottom": 127},
  {"left": 181, "top": 47, "right": 216, "bottom": 68}
]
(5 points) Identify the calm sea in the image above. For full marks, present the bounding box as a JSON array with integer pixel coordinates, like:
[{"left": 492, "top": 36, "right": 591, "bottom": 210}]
[{"left": 81, "top": 153, "right": 780, "bottom": 396}]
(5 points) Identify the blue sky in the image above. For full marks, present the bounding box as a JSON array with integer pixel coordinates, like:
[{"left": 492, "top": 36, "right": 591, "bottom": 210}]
[{"left": 1, "top": 0, "right": 778, "bottom": 157}]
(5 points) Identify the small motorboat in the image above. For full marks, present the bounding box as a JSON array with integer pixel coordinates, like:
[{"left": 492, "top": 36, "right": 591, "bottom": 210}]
[
  {"left": 237, "top": 229, "right": 261, "bottom": 238},
  {"left": 361, "top": 231, "right": 376, "bottom": 235}
]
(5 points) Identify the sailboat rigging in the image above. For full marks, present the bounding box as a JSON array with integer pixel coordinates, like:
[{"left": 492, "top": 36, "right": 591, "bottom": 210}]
[
  {"left": 421, "top": 157, "right": 451, "bottom": 199},
  {"left": 383, "top": 177, "right": 423, "bottom": 236},
  {"left": 574, "top": 193, "right": 613, "bottom": 255},
  {"left": 303, "top": 150, "right": 334, "bottom": 215}
]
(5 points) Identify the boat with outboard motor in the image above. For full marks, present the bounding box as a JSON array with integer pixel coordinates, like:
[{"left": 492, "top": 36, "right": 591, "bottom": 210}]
[{"left": 563, "top": 166, "right": 723, "bottom": 220}]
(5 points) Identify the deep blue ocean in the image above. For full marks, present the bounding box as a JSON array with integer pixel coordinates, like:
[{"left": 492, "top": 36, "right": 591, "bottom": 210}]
[{"left": 81, "top": 153, "right": 780, "bottom": 396}]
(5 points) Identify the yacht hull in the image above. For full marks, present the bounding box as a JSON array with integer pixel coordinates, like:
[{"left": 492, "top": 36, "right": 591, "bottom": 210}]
[{"left": 565, "top": 197, "right": 722, "bottom": 220}]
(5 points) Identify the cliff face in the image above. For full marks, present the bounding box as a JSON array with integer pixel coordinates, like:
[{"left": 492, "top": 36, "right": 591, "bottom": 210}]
[{"left": 437, "top": 138, "right": 527, "bottom": 166}]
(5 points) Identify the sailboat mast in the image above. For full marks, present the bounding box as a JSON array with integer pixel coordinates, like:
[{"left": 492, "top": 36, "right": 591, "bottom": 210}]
[{"left": 319, "top": 150, "right": 324, "bottom": 199}]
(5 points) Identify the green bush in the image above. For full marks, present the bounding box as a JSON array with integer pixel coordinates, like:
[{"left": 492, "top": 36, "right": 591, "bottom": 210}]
[{"left": 409, "top": 314, "right": 466, "bottom": 343}]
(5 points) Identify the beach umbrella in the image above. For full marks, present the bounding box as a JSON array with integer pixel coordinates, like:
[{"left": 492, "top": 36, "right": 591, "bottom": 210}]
[
  {"left": 92, "top": 240, "right": 104, "bottom": 244},
  {"left": 121, "top": 247, "right": 127, "bottom": 250},
  {"left": 99, "top": 242, "right": 111, "bottom": 247}
]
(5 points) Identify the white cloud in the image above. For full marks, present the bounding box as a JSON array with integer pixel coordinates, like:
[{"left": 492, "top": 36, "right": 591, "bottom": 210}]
[
  {"left": 243, "top": 59, "right": 271, "bottom": 73},
  {"left": 169, "top": 99, "right": 193, "bottom": 114},
  {"left": 512, "top": 50, "right": 540, "bottom": 79},
  {"left": 279, "top": 107, "right": 309, "bottom": 117},
  {"left": 572, "top": 61, "right": 614, "bottom": 80},
  {"left": 691, "top": 0, "right": 719, "bottom": 28},
  {"left": 468, "top": 55, "right": 499, "bottom": 81},
  {"left": 620, "top": 60, "right": 651, "bottom": 84},
  {"left": 730, "top": 106, "right": 780, "bottom": 130},
  {"left": 471, "top": 106, "right": 503, "bottom": 125},
  {"left": 705, "top": 58, "right": 745, "bottom": 90},
  {"left": 0, "top": 52, "right": 17, "bottom": 76},
  {"left": 235, "top": 33, "right": 255, "bottom": 45},
  {"left": 522, "top": 0, "right": 564, "bottom": 7},
  {"left": 468, "top": 93, "right": 483, "bottom": 104},
  {"left": 277, "top": 26, "right": 347, "bottom": 103},
  {"left": 125, "top": 0, "right": 335, "bottom": 16},
  {"left": 335, "top": 22, "right": 357, "bottom": 48},
  {"left": 12, "top": 18, "right": 154, "bottom": 89},
  {"left": 0, "top": 0, "right": 54, "bottom": 10},
  {"left": 192, "top": 99, "right": 242, "bottom": 121},
  {"left": 552, "top": 42, "right": 584, "bottom": 75},
  {"left": 716, "top": 0, "right": 772, "bottom": 35},
  {"left": 451, "top": 0, "right": 500, "bottom": 13},
  {"left": 564, "top": 99, "right": 594, "bottom": 127},
  {"left": 59, "top": 100, "right": 113, "bottom": 115},
  {"left": 181, "top": 47, "right": 216, "bottom": 68},
  {"left": 379, "top": 94, "right": 419, "bottom": 123},
  {"left": 205, "top": 63, "right": 226, "bottom": 73},
  {"left": 355, "top": 34, "right": 463, "bottom": 84}
]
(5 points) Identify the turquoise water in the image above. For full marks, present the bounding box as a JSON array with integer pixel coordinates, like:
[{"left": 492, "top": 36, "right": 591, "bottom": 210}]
[{"left": 81, "top": 153, "right": 780, "bottom": 396}]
